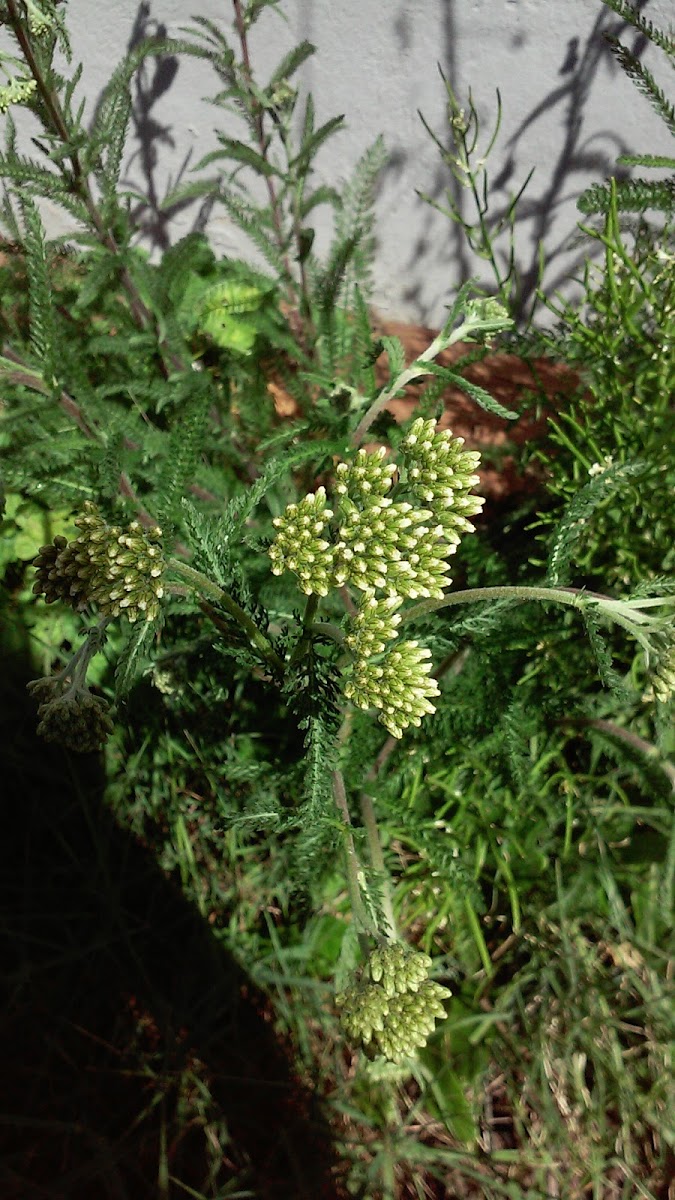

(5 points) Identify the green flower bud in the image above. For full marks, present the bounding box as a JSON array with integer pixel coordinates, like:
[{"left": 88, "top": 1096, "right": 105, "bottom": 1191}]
[
  {"left": 32, "top": 536, "right": 90, "bottom": 610},
  {"left": 268, "top": 486, "right": 337, "bottom": 596},
  {"left": 344, "top": 640, "right": 440, "bottom": 738},
  {"left": 0, "top": 75, "right": 37, "bottom": 114},
  {"left": 368, "top": 941, "right": 431, "bottom": 996},
  {"left": 336, "top": 944, "right": 451, "bottom": 1063},
  {"left": 345, "top": 590, "right": 402, "bottom": 657},
  {"left": 335, "top": 500, "right": 447, "bottom": 597},
  {"left": 32, "top": 505, "right": 166, "bottom": 622},
  {"left": 25, "top": 0, "right": 53, "bottom": 36},
  {"left": 335, "top": 447, "right": 397, "bottom": 506},
  {"left": 462, "top": 297, "right": 510, "bottom": 326},
  {"left": 401, "top": 417, "right": 484, "bottom": 538}
]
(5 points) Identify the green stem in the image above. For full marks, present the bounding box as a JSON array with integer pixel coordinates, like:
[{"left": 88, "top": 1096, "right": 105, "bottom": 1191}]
[
  {"left": 331, "top": 768, "right": 377, "bottom": 941},
  {"left": 401, "top": 584, "right": 674, "bottom": 656},
  {"left": 350, "top": 308, "right": 510, "bottom": 447},
  {"left": 6, "top": 0, "right": 183, "bottom": 371},
  {"left": 402, "top": 584, "right": 590, "bottom": 623},
  {"left": 309, "top": 620, "right": 345, "bottom": 646},
  {"left": 168, "top": 558, "right": 284, "bottom": 675},
  {"left": 359, "top": 791, "right": 397, "bottom": 941},
  {"left": 351, "top": 327, "right": 454, "bottom": 447},
  {"left": 288, "top": 593, "right": 320, "bottom": 667},
  {"left": 231, "top": 0, "right": 311, "bottom": 352}
]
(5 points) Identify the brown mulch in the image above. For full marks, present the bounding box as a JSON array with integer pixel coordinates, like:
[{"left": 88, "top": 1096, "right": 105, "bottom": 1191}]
[{"left": 269, "top": 316, "right": 581, "bottom": 506}]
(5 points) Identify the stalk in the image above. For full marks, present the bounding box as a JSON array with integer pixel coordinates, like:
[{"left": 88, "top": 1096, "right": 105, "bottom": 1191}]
[
  {"left": 168, "top": 558, "right": 285, "bottom": 675},
  {"left": 331, "top": 768, "right": 377, "bottom": 944},
  {"left": 231, "top": 0, "right": 314, "bottom": 352}
]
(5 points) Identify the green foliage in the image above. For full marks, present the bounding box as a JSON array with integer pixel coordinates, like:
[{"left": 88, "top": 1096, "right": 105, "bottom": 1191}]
[
  {"left": 0, "top": 1, "right": 673, "bottom": 1197},
  {"left": 578, "top": 0, "right": 675, "bottom": 217}
]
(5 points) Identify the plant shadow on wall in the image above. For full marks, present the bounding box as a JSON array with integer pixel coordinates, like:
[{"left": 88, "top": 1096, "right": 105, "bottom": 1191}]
[
  {"left": 399, "top": 2, "right": 648, "bottom": 325},
  {"left": 113, "top": 1, "right": 217, "bottom": 251},
  {"left": 0, "top": 636, "right": 342, "bottom": 1200}
]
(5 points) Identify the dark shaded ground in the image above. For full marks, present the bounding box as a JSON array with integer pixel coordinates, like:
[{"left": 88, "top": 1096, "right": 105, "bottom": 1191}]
[{"left": 0, "top": 634, "right": 344, "bottom": 1200}]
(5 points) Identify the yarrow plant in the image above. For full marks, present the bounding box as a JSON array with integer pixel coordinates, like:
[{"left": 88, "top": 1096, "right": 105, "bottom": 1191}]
[{"left": 0, "top": 0, "right": 673, "bottom": 1105}]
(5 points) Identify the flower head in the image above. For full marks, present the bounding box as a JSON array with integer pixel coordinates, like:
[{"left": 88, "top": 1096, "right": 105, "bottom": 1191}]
[
  {"left": 268, "top": 486, "right": 336, "bottom": 596},
  {"left": 345, "top": 591, "right": 402, "bottom": 657},
  {"left": 336, "top": 943, "right": 451, "bottom": 1062},
  {"left": 401, "top": 417, "right": 484, "bottom": 538},
  {"left": 335, "top": 447, "right": 397, "bottom": 505},
  {"left": 31, "top": 687, "right": 114, "bottom": 753},
  {"left": 344, "top": 639, "right": 440, "bottom": 738},
  {"left": 32, "top": 503, "right": 166, "bottom": 622},
  {"left": 0, "top": 75, "right": 37, "bottom": 114}
]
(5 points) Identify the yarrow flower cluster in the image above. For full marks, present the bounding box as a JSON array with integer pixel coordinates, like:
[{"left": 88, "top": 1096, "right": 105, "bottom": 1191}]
[
  {"left": 336, "top": 943, "right": 451, "bottom": 1062},
  {"left": 32, "top": 502, "right": 166, "bottom": 622},
  {"left": 26, "top": 623, "right": 113, "bottom": 753},
  {"left": 27, "top": 676, "right": 114, "bottom": 753},
  {"left": 345, "top": 591, "right": 402, "bottom": 657},
  {"left": 401, "top": 417, "right": 484, "bottom": 541},
  {"left": 267, "top": 419, "right": 484, "bottom": 736},
  {"left": 344, "top": 640, "right": 440, "bottom": 740},
  {"left": 0, "top": 74, "right": 37, "bottom": 113},
  {"left": 268, "top": 486, "right": 335, "bottom": 596}
]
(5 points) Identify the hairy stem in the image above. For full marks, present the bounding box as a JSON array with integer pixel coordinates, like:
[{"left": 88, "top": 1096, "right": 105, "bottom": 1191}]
[
  {"left": 359, "top": 791, "right": 396, "bottom": 941},
  {"left": 331, "top": 768, "right": 377, "bottom": 940},
  {"left": 231, "top": 0, "right": 312, "bottom": 351},
  {"left": 168, "top": 558, "right": 284, "bottom": 674},
  {"left": 350, "top": 316, "right": 485, "bottom": 447},
  {"left": 402, "top": 584, "right": 591, "bottom": 623}
]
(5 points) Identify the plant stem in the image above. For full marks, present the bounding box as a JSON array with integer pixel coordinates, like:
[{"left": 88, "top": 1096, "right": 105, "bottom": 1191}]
[
  {"left": 351, "top": 327, "right": 453, "bottom": 447},
  {"left": 331, "top": 768, "right": 377, "bottom": 941},
  {"left": 402, "top": 584, "right": 592, "bottom": 623},
  {"left": 230, "top": 0, "right": 313, "bottom": 351},
  {"left": 401, "top": 584, "right": 675, "bottom": 658},
  {"left": 359, "top": 790, "right": 396, "bottom": 941},
  {"left": 310, "top": 621, "right": 345, "bottom": 646},
  {"left": 350, "top": 310, "right": 501, "bottom": 447},
  {"left": 168, "top": 558, "right": 285, "bottom": 674},
  {"left": 288, "top": 593, "right": 320, "bottom": 666}
]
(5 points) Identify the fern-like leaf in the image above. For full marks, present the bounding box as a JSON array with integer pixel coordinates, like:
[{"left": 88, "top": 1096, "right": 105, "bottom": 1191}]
[
  {"left": 577, "top": 177, "right": 675, "bottom": 215},
  {"left": 19, "top": 197, "right": 56, "bottom": 376},
  {"left": 546, "top": 460, "right": 649, "bottom": 586}
]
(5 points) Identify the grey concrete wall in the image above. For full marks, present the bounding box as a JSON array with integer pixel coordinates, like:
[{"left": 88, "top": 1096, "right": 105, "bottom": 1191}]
[{"left": 5, "top": 0, "right": 673, "bottom": 325}]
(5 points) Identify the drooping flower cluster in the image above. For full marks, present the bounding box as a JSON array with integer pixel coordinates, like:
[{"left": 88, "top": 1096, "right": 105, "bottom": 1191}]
[
  {"left": 344, "top": 640, "right": 440, "bottom": 740},
  {"left": 267, "top": 419, "right": 484, "bottom": 736},
  {"left": 336, "top": 943, "right": 451, "bottom": 1063},
  {"left": 32, "top": 502, "right": 166, "bottom": 622},
  {"left": 27, "top": 675, "right": 114, "bottom": 753},
  {"left": 26, "top": 622, "right": 114, "bottom": 754}
]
